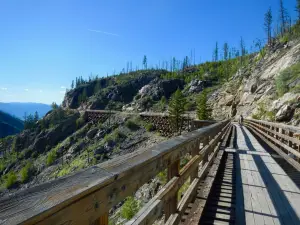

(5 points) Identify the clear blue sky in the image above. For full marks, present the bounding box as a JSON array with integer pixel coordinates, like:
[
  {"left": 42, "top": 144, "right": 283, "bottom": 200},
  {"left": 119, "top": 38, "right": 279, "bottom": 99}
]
[{"left": 0, "top": 0, "right": 297, "bottom": 104}]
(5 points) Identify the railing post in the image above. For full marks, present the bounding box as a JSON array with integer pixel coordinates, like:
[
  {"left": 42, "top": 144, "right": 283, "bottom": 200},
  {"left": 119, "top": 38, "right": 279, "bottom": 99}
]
[
  {"left": 165, "top": 160, "right": 180, "bottom": 221},
  {"left": 93, "top": 212, "right": 108, "bottom": 225}
]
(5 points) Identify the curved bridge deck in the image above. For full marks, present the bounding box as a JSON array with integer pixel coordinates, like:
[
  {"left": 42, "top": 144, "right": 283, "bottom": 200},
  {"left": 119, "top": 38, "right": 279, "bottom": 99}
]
[{"left": 183, "top": 124, "right": 300, "bottom": 225}]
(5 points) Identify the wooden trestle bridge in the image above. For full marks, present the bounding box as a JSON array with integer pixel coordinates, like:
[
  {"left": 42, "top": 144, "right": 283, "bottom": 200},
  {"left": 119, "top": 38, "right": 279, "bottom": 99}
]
[{"left": 0, "top": 116, "right": 300, "bottom": 225}]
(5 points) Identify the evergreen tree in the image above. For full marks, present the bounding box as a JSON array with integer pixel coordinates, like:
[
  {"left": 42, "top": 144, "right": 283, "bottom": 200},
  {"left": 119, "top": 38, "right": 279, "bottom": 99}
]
[
  {"left": 279, "top": 0, "right": 288, "bottom": 35},
  {"left": 159, "top": 96, "right": 167, "bottom": 111},
  {"left": 168, "top": 89, "right": 186, "bottom": 134},
  {"left": 51, "top": 102, "right": 58, "bottom": 110},
  {"left": 296, "top": 0, "right": 300, "bottom": 22},
  {"left": 223, "top": 43, "right": 229, "bottom": 61},
  {"left": 82, "top": 88, "right": 87, "bottom": 102},
  {"left": 143, "top": 55, "right": 147, "bottom": 69},
  {"left": 264, "top": 7, "right": 273, "bottom": 45},
  {"left": 196, "top": 90, "right": 210, "bottom": 120},
  {"left": 240, "top": 37, "right": 246, "bottom": 66},
  {"left": 94, "top": 81, "right": 101, "bottom": 94},
  {"left": 182, "top": 56, "right": 189, "bottom": 70},
  {"left": 34, "top": 111, "right": 39, "bottom": 122},
  {"left": 214, "top": 42, "right": 219, "bottom": 61},
  {"left": 75, "top": 77, "right": 78, "bottom": 88},
  {"left": 71, "top": 80, "right": 74, "bottom": 89}
]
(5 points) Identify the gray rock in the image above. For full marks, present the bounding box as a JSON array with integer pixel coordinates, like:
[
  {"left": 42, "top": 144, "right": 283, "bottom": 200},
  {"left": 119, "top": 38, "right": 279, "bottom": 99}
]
[
  {"left": 188, "top": 79, "right": 204, "bottom": 93},
  {"left": 68, "top": 141, "right": 85, "bottom": 155},
  {"left": 276, "top": 105, "right": 294, "bottom": 121},
  {"left": 87, "top": 128, "right": 98, "bottom": 139},
  {"left": 93, "top": 146, "right": 106, "bottom": 155}
]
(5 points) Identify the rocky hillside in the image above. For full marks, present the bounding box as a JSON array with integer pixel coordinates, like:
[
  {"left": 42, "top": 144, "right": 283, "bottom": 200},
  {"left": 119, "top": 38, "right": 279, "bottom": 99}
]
[
  {"left": 0, "top": 111, "right": 24, "bottom": 138},
  {"left": 210, "top": 39, "right": 300, "bottom": 125}
]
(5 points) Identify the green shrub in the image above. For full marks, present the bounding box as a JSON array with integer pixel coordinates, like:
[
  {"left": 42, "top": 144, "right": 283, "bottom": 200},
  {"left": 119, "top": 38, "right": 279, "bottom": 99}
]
[
  {"left": 276, "top": 62, "right": 300, "bottom": 97},
  {"left": 279, "top": 34, "right": 289, "bottom": 44},
  {"left": 157, "top": 170, "right": 167, "bottom": 185},
  {"left": 76, "top": 117, "right": 85, "bottom": 129},
  {"left": 20, "top": 162, "right": 33, "bottom": 183},
  {"left": 121, "top": 197, "right": 140, "bottom": 220},
  {"left": 46, "top": 150, "right": 57, "bottom": 166},
  {"left": 5, "top": 172, "right": 17, "bottom": 189},
  {"left": 145, "top": 123, "right": 154, "bottom": 132},
  {"left": 125, "top": 119, "right": 140, "bottom": 130}
]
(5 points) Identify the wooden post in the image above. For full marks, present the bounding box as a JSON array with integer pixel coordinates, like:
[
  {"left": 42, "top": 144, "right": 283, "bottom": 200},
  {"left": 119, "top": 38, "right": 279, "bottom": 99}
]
[
  {"left": 165, "top": 160, "right": 180, "bottom": 221},
  {"left": 191, "top": 144, "right": 199, "bottom": 180},
  {"left": 93, "top": 212, "right": 108, "bottom": 225}
]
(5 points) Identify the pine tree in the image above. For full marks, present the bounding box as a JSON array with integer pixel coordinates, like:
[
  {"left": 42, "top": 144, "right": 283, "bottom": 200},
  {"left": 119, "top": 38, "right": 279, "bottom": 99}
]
[
  {"left": 143, "top": 55, "right": 147, "bottom": 69},
  {"left": 168, "top": 89, "right": 186, "bottom": 134},
  {"left": 94, "top": 81, "right": 101, "bottom": 94},
  {"left": 34, "top": 111, "right": 39, "bottom": 122},
  {"left": 279, "top": 0, "right": 288, "bottom": 35},
  {"left": 159, "top": 96, "right": 167, "bottom": 111},
  {"left": 71, "top": 80, "right": 74, "bottom": 89},
  {"left": 223, "top": 43, "right": 229, "bottom": 61},
  {"left": 196, "top": 90, "right": 210, "bottom": 120},
  {"left": 82, "top": 88, "right": 87, "bottom": 102},
  {"left": 214, "top": 42, "right": 219, "bottom": 61},
  {"left": 240, "top": 37, "right": 246, "bottom": 66},
  {"left": 296, "top": 0, "right": 300, "bottom": 22},
  {"left": 264, "top": 7, "right": 273, "bottom": 45}
]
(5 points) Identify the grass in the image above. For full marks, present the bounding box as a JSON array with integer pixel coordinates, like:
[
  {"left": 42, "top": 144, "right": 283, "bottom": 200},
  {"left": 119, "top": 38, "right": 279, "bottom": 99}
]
[
  {"left": 157, "top": 170, "right": 167, "bottom": 185},
  {"left": 276, "top": 62, "right": 300, "bottom": 97},
  {"left": 178, "top": 178, "right": 191, "bottom": 201},
  {"left": 46, "top": 149, "right": 57, "bottom": 166},
  {"left": 5, "top": 171, "right": 17, "bottom": 189},
  {"left": 20, "top": 162, "right": 33, "bottom": 183},
  {"left": 125, "top": 119, "right": 140, "bottom": 130},
  {"left": 120, "top": 196, "right": 140, "bottom": 220},
  {"left": 57, "top": 156, "right": 86, "bottom": 177},
  {"left": 145, "top": 123, "right": 154, "bottom": 132}
]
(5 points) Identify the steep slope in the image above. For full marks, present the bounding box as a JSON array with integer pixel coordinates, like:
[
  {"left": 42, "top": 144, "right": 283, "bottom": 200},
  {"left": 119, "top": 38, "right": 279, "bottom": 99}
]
[
  {"left": 0, "top": 111, "right": 24, "bottom": 138},
  {"left": 0, "top": 102, "right": 51, "bottom": 119},
  {"left": 210, "top": 39, "right": 300, "bottom": 125}
]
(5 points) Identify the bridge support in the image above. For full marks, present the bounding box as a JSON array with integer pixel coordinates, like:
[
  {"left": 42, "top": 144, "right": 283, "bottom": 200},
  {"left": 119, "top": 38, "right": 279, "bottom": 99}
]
[{"left": 93, "top": 212, "right": 108, "bottom": 225}]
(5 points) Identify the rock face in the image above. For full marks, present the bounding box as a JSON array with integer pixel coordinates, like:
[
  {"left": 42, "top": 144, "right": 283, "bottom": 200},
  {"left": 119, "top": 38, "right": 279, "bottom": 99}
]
[
  {"left": 62, "top": 70, "right": 167, "bottom": 110},
  {"left": 187, "top": 79, "right": 204, "bottom": 93},
  {"left": 138, "top": 78, "right": 185, "bottom": 101},
  {"left": 30, "top": 113, "right": 80, "bottom": 153},
  {"left": 211, "top": 39, "right": 300, "bottom": 122},
  {"left": 275, "top": 105, "right": 294, "bottom": 121}
]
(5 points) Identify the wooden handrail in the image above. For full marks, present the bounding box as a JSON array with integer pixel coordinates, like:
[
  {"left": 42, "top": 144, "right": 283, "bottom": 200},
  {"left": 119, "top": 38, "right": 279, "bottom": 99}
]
[
  {"left": 0, "top": 120, "right": 230, "bottom": 225},
  {"left": 244, "top": 119, "right": 300, "bottom": 170}
]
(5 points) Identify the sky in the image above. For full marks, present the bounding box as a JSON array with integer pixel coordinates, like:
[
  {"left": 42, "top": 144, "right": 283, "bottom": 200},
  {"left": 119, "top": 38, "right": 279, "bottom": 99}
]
[{"left": 0, "top": 0, "right": 298, "bottom": 104}]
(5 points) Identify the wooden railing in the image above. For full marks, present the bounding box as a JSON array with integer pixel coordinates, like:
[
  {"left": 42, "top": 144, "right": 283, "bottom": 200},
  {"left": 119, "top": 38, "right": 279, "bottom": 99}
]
[
  {"left": 0, "top": 120, "right": 230, "bottom": 225},
  {"left": 245, "top": 119, "right": 300, "bottom": 170}
]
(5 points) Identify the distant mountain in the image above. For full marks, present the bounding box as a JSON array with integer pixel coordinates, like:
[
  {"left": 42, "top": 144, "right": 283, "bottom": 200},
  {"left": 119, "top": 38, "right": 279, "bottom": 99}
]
[
  {"left": 0, "top": 102, "right": 51, "bottom": 119},
  {"left": 0, "top": 111, "right": 24, "bottom": 138}
]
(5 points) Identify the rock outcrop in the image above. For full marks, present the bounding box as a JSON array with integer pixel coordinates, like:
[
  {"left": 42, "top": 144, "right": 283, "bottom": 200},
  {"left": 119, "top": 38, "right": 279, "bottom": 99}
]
[{"left": 211, "top": 39, "right": 300, "bottom": 123}]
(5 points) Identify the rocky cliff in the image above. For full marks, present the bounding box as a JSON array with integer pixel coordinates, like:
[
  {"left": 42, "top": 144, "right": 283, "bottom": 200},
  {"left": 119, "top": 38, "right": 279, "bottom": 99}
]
[{"left": 210, "top": 39, "right": 300, "bottom": 125}]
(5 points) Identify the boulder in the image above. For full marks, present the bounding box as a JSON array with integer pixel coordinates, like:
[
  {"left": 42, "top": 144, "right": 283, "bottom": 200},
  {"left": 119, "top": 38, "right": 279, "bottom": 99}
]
[
  {"left": 137, "top": 78, "right": 184, "bottom": 101},
  {"left": 68, "top": 141, "right": 85, "bottom": 155},
  {"left": 187, "top": 79, "right": 204, "bottom": 93},
  {"left": 87, "top": 128, "right": 98, "bottom": 139},
  {"left": 104, "top": 140, "right": 116, "bottom": 152},
  {"left": 219, "top": 95, "right": 234, "bottom": 106},
  {"left": 271, "top": 93, "right": 299, "bottom": 111},
  {"left": 93, "top": 146, "right": 106, "bottom": 155},
  {"left": 275, "top": 105, "right": 294, "bottom": 122}
]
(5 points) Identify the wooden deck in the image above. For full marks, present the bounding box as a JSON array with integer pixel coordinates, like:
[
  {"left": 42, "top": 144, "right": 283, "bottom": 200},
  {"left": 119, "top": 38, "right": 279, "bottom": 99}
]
[{"left": 234, "top": 124, "right": 300, "bottom": 225}]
